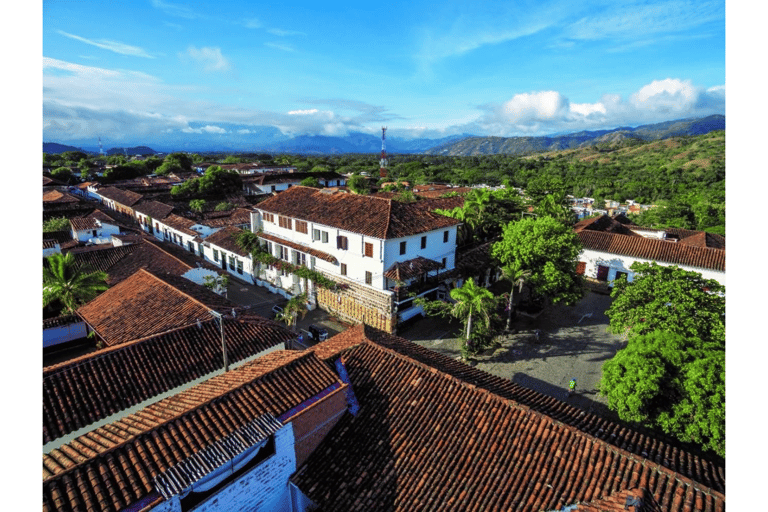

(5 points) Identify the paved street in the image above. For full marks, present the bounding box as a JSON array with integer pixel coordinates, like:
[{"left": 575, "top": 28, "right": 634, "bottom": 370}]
[{"left": 398, "top": 290, "right": 625, "bottom": 420}]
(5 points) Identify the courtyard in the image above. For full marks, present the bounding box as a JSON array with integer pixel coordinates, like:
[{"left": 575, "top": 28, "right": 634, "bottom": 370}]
[{"left": 398, "top": 290, "right": 626, "bottom": 420}]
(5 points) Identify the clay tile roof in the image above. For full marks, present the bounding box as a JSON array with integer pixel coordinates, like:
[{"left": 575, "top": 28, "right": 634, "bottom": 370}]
[
  {"left": 76, "top": 269, "right": 238, "bottom": 346},
  {"left": 205, "top": 226, "right": 249, "bottom": 256},
  {"left": 43, "top": 190, "right": 80, "bottom": 204},
  {"left": 43, "top": 350, "right": 342, "bottom": 512},
  {"left": 96, "top": 186, "right": 143, "bottom": 206},
  {"left": 43, "top": 239, "right": 59, "bottom": 249},
  {"left": 675, "top": 230, "right": 726, "bottom": 250},
  {"left": 257, "top": 186, "right": 459, "bottom": 239},
  {"left": 161, "top": 213, "right": 199, "bottom": 236},
  {"left": 43, "top": 315, "right": 293, "bottom": 444},
  {"left": 574, "top": 214, "right": 640, "bottom": 236},
  {"left": 577, "top": 230, "right": 725, "bottom": 272},
  {"left": 86, "top": 209, "right": 115, "bottom": 223},
  {"left": 199, "top": 207, "right": 252, "bottom": 228},
  {"left": 413, "top": 186, "right": 473, "bottom": 199},
  {"left": 384, "top": 256, "right": 444, "bottom": 281},
  {"left": 68, "top": 216, "right": 99, "bottom": 231},
  {"left": 70, "top": 240, "right": 193, "bottom": 285},
  {"left": 293, "top": 325, "right": 725, "bottom": 511},
  {"left": 412, "top": 195, "right": 466, "bottom": 212},
  {"left": 258, "top": 232, "right": 338, "bottom": 264},
  {"left": 133, "top": 200, "right": 174, "bottom": 220}
]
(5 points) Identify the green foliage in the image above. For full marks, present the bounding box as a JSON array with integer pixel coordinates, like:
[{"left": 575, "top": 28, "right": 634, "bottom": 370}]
[
  {"left": 43, "top": 252, "right": 109, "bottom": 314},
  {"left": 189, "top": 199, "right": 206, "bottom": 213},
  {"left": 156, "top": 152, "right": 193, "bottom": 176},
  {"left": 43, "top": 217, "right": 70, "bottom": 232},
  {"left": 276, "top": 293, "right": 308, "bottom": 329},
  {"left": 492, "top": 216, "right": 583, "bottom": 306},
  {"left": 606, "top": 262, "right": 725, "bottom": 347},
  {"left": 600, "top": 330, "right": 724, "bottom": 457},
  {"left": 202, "top": 273, "right": 229, "bottom": 293},
  {"left": 214, "top": 201, "right": 235, "bottom": 211},
  {"left": 347, "top": 174, "right": 371, "bottom": 195},
  {"left": 299, "top": 176, "right": 322, "bottom": 188},
  {"left": 171, "top": 165, "right": 242, "bottom": 199},
  {"left": 51, "top": 166, "right": 75, "bottom": 183}
]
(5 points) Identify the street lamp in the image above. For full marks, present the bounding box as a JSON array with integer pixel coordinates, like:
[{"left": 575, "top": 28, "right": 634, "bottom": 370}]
[{"left": 209, "top": 310, "right": 228, "bottom": 372}]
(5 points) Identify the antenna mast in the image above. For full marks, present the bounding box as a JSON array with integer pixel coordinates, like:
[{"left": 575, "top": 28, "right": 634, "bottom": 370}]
[
  {"left": 379, "top": 126, "right": 388, "bottom": 178},
  {"left": 98, "top": 137, "right": 104, "bottom": 156}
]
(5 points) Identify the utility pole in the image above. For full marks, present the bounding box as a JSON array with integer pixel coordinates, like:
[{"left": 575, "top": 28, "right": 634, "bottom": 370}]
[{"left": 209, "top": 310, "right": 228, "bottom": 372}]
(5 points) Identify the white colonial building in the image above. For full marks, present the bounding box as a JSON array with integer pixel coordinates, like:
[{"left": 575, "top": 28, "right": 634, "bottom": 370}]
[
  {"left": 251, "top": 186, "right": 460, "bottom": 332},
  {"left": 575, "top": 214, "right": 725, "bottom": 287}
]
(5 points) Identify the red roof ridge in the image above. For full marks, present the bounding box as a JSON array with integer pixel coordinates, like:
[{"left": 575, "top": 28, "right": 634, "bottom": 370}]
[
  {"left": 43, "top": 350, "right": 326, "bottom": 482},
  {"left": 142, "top": 238, "right": 196, "bottom": 271}
]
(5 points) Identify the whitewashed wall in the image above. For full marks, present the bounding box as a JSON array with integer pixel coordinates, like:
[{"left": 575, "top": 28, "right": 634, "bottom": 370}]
[{"left": 579, "top": 247, "right": 726, "bottom": 287}]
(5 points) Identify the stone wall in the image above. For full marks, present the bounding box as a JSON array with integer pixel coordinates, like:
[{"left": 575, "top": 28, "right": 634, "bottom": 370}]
[{"left": 315, "top": 273, "right": 397, "bottom": 333}]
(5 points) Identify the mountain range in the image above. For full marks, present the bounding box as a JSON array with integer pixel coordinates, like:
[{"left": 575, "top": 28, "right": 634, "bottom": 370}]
[{"left": 44, "top": 115, "right": 723, "bottom": 156}]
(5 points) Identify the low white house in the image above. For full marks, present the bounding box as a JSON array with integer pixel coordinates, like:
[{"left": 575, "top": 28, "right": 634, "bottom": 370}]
[
  {"left": 575, "top": 214, "right": 725, "bottom": 287},
  {"left": 69, "top": 210, "right": 121, "bottom": 244}
]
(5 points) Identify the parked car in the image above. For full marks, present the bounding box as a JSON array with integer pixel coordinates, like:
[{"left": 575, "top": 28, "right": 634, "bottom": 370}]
[{"left": 308, "top": 324, "right": 328, "bottom": 342}]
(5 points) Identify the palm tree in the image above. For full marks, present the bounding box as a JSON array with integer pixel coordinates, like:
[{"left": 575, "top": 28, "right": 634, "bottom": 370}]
[
  {"left": 43, "top": 253, "right": 109, "bottom": 314},
  {"left": 501, "top": 263, "right": 531, "bottom": 332},
  {"left": 277, "top": 293, "right": 308, "bottom": 331},
  {"left": 449, "top": 278, "right": 498, "bottom": 346}
]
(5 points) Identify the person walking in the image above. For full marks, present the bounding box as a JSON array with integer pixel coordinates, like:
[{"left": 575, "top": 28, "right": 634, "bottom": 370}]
[{"left": 568, "top": 378, "right": 577, "bottom": 396}]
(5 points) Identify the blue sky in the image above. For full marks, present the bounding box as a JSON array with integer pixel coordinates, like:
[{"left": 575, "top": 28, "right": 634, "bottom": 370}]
[{"left": 42, "top": 0, "right": 725, "bottom": 145}]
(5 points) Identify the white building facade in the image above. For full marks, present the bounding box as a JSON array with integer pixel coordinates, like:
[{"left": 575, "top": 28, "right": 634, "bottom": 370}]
[{"left": 251, "top": 187, "right": 460, "bottom": 332}]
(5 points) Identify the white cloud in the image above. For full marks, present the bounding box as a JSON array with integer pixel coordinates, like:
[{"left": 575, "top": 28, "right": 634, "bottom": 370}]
[
  {"left": 468, "top": 78, "right": 724, "bottom": 136},
  {"left": 243, "top": 18, "right": 262, "bottom": 29},
  {"left": 265, "top": 42, "right": 296, "bottom": 53},
  {"left": 150, "top": 0, "right": 200, "bottom": 19},
  {"left": 288, "top": 109, "right": 319, "bottom": 115},
  {"left": 182, "top": 125, "right": 227, "bottom": 134},
  {"left": 57, "top": 31, "right": 154, "bottom": 58},
  {"left": 267, "top": 28, "right": 306, "bottom": 37},
  {"left": 183, "top": 46, "right": 232, "bottom": 72}
]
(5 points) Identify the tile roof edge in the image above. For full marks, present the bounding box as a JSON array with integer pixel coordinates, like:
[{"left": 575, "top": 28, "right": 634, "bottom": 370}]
[
  {"left": 140, "top": 268, "right": 230, "bottom": 311},
  {"left": 43, "top": 317, "right": 223, "bottom": 374},
  {"left": 43, "top": 350, "right": 323, "bottom": 483},
  {"left": 347, "top": 328, "right": 726, "bottom": 495},
  {"left": 141, "top": 238, "right": 196, "bottom": 271}
]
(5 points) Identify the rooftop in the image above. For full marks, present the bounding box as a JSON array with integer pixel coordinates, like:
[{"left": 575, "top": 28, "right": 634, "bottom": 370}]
[
  {"left": 76, "top": 268, "right": 238, "bottom": 346},
  {"left": 43, "top": 314, "right": 293, "bottom": 444},
  {"left": 291, "top": 325, "right": 725, "bottom": 511},
  {"left": 257, "top": 186, "right": 459, "bottom": 239}
]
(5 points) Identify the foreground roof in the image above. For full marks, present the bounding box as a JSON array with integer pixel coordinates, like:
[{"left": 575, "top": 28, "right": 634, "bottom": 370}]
[
  {"left": 76, "top": 269, "right": 237, "bottom": 346},
  {"left": 43, "top": 351, "right": 342, "bottom": 512},
  {"left": 43, "top": 315, "right": 293, "bottom": 444},
  {"left": 96, "top": 186, "right": 143, "bottom": 206},
  {"left": 292, "top": 325, "right": 724, "bottom": 511},
  {"left": 257, "top": 186, "right": 460, "bottom": 239}
]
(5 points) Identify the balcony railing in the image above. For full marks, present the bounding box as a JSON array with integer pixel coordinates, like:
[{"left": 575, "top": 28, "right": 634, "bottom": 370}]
[{"left": 390, "top": 274, "right": 446, "bottom": 303}]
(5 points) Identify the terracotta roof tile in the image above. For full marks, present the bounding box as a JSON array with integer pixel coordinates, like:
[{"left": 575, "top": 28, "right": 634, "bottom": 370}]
[
  {"left": 204, "top": 226, "right": 249, "bottom": 256},
  {"left": 384, "top": 256, "right": 443, "bottom": 281},
  {"left": 43, "top": 351, "right": 342, "bottom": 512},
  {"left": 198, "top": 207, "right": 251, "bottom": 228},
  {"left": 258, "top": 232, "right": 338, "bottom": 263},
  {"left": 96, "top": 186, "right": 144, "bottom": 206},
  {"left": 257, "top": 186, "right": 459, "bottom": 239},
  {"left": 43, "top": 315, "right": 293, "bottom": 444},
  {"left": 293, "top": 325, "right": 724, "bottom": 511},
  {"left": 133, "top": 200, "right": 175, "bottom": 220},
  {"left": 43, "top": 190, "right": 81, "bottom": 204},
  {"left": 577, "top": 230, "right": 725, "bottom": 272},
  {"left": 160, "top": 213, "right": 199, "bottom": 237},
  {"left": 76, "top": 269, "right": 237, "bottom": 346},
  {"left": 574, "top": 214, "right": 641, "bottom": 236}
]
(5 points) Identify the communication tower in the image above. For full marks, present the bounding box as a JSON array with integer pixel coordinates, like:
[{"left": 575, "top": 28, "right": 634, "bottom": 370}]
[
  {"left": 98, "top": 137, "right": 104, "bottom": 156},
  {"left": 379, "top": 126, "right": 388, "bottom": 178}
]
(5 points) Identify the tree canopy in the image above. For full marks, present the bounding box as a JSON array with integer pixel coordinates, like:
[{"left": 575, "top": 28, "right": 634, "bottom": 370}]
[
  {"left": 600, "top": 330, "right": 725, "bottom": 457},
  {"left": 605, "top": 262, "right": 725, "bottom": 347},
  {"left": 43, "top": 253, "right": 109, "bottom": 314},
  {"left": 491, "top": 216, "right": 583, "bottom": 307}
]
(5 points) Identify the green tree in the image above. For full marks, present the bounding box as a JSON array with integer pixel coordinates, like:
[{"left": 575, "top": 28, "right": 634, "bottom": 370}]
[
  {"left": 491, "top": 216, "right": 583, "bottom": 309},
  {"left": 276, "top": 293, "right": 308, "bottom": 331},
  {"left": 500, "top": 262, "right": 531, "bottom": 331},
  {"left": 299, "top": 176, "right": 322, "bottom": 188},
  {"left": 449, "top": 277, "right": 499, "bottom": 345},
  {"left": 43, "top": 253, "right": 109, "bottom": 314},
  {"left": 189, "top": 199, "right": 206, "bottom": 213},
  {"left": 347, "top": 174, "right": 371, "bottom": 195},
  {"left": 43, "top": 217, "right": 70, "bottom": 232},
  {"left": 600, "top": 330, "right": 724, "bottom": 457},
  {"left": 51, "top": 166, "right": 75, "bottom": 184},
  {"left": 606, "top": 262, "right": 725, "bottom": 347},
  {"left": 214, "top": 201, "right": 235, "bottom": 211}
]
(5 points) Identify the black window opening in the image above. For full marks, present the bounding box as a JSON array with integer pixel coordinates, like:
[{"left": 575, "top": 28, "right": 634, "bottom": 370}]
[
  {"left": 400, "top": 241, "right": 406, "bottom": 255},
  {"left": 421, "top": 236, "right": 427, "bottom": 249}
]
